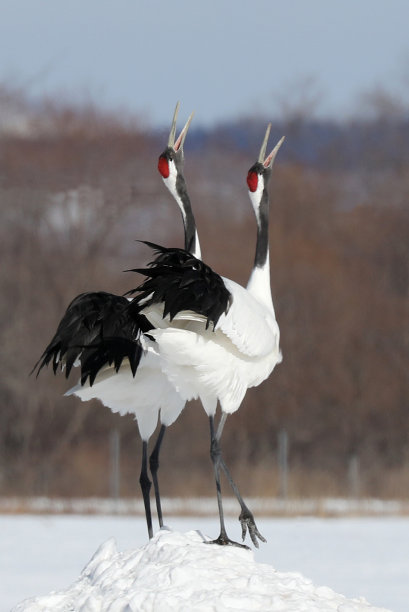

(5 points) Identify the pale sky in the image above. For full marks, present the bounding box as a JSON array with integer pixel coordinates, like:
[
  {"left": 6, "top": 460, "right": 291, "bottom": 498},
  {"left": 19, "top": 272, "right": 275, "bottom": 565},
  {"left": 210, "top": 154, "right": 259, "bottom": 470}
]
[{"left": 1, "top": 0, "right": 408, "bottom": 127}]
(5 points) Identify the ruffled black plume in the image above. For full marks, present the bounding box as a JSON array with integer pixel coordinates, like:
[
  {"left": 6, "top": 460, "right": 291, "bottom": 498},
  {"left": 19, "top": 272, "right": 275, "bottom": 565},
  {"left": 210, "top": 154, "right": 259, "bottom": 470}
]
[
  {"left": 33, "top": 291, "right": 151, "bottom": 385},
  {"left": 127, "top": 242, "right": 232, "bottom": 330}
]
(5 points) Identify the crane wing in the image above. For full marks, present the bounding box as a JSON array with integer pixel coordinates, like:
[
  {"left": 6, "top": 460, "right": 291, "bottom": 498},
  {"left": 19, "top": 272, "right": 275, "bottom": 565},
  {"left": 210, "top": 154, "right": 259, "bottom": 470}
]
[
  {"left": 128, "top": 243, "right": 279, "bottom": 359},
  {"left": 215, "top": 278, "right": 280, "bottom": 358},
  {"left": 33, "top": 291, "right": 150, "bottom": 385},
  {"left": 127, "top": 243, "right": 232, "bottom": 330}
]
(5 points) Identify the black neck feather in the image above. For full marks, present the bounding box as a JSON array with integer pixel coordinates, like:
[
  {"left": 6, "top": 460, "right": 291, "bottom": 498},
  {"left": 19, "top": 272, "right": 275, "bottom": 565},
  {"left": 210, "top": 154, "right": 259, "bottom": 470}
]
[
  {"left": 253, "top": 188, "right": 269, "bottom": 269},
  {"left": 176, "top": 172, "right": 197, "bottom": 254}
]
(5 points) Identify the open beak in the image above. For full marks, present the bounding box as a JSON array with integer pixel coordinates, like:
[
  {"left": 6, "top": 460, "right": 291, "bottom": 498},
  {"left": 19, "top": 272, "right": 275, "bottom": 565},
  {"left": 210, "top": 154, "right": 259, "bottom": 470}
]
[
  {"left": 168, "top": 102, "right": 194, "bottom": 152},
  {"left": 258, "top": 123, "right": 285, "bottom": 168}
]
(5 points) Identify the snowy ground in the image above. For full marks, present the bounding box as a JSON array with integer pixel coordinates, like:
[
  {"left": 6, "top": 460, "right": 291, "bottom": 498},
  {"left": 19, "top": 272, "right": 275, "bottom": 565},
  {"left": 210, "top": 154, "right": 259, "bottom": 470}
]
[{"left": 2, "top": 515, "right": 408, "bottom": 611}]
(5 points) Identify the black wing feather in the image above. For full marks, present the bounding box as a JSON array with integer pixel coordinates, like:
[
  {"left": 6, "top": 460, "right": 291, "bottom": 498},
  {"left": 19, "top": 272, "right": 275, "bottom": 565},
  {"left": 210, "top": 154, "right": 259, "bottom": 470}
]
[
  {"left": 34, "top": 291, "right": 151, "bottom": 385},
  {"left": 127, "top": 242, "right": 232, "bottom": 329}
]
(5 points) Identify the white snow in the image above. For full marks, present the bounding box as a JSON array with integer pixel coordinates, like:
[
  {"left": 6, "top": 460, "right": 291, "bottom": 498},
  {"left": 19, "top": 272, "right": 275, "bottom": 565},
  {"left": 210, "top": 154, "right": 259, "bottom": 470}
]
[
  {"left": 11, "top": 528, "right": 390, "bottom": 612},
  {"left": 5, "top": 515, "right": 406, "bottom": 612}
]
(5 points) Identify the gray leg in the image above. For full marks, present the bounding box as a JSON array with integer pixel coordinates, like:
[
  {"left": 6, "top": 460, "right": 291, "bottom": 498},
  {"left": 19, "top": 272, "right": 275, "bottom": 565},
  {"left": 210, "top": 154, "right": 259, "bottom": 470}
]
[
  {"left": 220, "top": 459, "right": 266, "bottom": 547},
  {"left": 139, "top": 440, "right": 153, "bottom": 539},
  {"left": 149, "top": 424, "right": 166, "bottom": 528},
  {"left": 217, "top": 413, "right": 266, "bottom": 548},
  {"left": 208, "top": 415, "right": 248, "bottom": 549}
]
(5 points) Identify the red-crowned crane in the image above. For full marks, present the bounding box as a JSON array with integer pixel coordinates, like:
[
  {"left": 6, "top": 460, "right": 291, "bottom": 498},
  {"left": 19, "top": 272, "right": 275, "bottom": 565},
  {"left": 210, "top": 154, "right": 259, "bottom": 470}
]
[
  {"left": 33, "top": 104, "right": 226, "bottom": 539},
  {"left": 129, "top": 125, "right": 284, "bottom": 547}
]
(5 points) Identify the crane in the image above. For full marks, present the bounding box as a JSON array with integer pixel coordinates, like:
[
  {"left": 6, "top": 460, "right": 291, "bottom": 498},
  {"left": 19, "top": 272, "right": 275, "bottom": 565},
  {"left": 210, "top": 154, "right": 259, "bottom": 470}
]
[
  {"left": 35, "top": 113, "right": 283, "bottom": 548},
  {"left": 33, "top": 104, "right": 209, "bottom": 539},
  {"left": 129, "top": 125, "right": 284, "bottom": 547}
]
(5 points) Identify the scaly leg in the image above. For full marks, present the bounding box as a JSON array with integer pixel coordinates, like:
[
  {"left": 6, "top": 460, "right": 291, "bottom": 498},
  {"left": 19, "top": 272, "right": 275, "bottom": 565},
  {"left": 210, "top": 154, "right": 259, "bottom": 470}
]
[
  {"left": 149, "top": 424, "right": 166, "bottom": 528},
  {"left": 217, "top": 413, "right": 266, "bottom": 548},
  {"left": 139, "top": 440, "right": 153, "bottom": 539},
  {"left": 208, "top": 415, "right": 248, "bottom": 549}
]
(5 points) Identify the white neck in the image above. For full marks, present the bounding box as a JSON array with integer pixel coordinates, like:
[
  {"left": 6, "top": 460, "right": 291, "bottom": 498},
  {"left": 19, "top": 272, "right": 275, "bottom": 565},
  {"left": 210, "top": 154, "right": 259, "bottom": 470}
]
[{"left": 247, "top": 255, "right": 274, "bottom": 312}]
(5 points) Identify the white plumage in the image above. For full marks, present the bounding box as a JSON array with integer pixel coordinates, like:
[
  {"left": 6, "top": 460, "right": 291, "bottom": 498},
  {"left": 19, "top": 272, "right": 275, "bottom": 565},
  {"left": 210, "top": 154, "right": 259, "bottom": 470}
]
[
  {"left": 66, "top": 105, "right": 198, "bottom": 444},
  {"left": 35, "top": 104, "right": 198, "bottom": 540},
  {"left": 139, "top": 129, "right": 283, "bottom": 415},
  {"left": 67, "top": 352, "right": 184, "bottom": 441},
  {"left": 35, "top": 110, "right": 284, "bottom": 548},
  {"left": 142, "top": 279, "right": 281, "bottom": 416},
  {"left": 131, "top": 126, "right": 284, "bottom": 547}
]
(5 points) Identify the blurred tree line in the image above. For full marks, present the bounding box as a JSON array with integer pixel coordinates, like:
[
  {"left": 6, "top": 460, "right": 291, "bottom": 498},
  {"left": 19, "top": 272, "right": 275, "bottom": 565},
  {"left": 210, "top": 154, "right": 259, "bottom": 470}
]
[{"left": 0, "top": 85, "right": 408, "bottom": 500}]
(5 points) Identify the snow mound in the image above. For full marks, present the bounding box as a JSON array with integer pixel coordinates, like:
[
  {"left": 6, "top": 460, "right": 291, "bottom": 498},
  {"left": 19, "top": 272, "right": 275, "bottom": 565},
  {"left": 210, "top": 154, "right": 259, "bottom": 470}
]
[{"left": 13, "top": 528, "right": 390, "bottom": 612}]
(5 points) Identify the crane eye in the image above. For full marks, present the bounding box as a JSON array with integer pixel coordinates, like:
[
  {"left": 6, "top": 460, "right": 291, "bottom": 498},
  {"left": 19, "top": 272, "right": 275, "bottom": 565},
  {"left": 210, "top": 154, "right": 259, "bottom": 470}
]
[
  {"left": 158, "top": 155, "right": 170, "bottom": 178},
  {"left": 247, "top": 171, "right": 258, "bottom": 192}
]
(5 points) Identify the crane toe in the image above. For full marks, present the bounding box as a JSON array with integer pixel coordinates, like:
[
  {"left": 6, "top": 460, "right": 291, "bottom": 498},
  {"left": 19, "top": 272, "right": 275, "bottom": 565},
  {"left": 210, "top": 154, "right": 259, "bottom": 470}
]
[
  {"left": 239, "top": 510, "right": 267, "bottom": 548},
  {"left": 206, "top": 534, "right": 250, "bottom": 550}
]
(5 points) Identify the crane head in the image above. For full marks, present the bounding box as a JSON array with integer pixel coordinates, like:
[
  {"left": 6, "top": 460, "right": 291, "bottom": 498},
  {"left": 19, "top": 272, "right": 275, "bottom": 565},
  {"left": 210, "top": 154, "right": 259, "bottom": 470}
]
[
  {"left": 247, "top": 124, "right": 285, "bottom": 194},
  {"left": 158, "top": 102, "right": 194, "bottom": 180}
]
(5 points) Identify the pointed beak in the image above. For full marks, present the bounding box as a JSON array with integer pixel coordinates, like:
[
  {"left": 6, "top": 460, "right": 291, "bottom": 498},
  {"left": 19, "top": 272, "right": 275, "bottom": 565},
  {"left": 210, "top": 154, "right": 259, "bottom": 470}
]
[
  {"left": 264, "top": 135, "right": 285, "bottom": 168},
  {"left": 258, "top": 123, "right": 285, "bottom": 168},
  {"left": 258, "top": 123, "right": 272, "bottom": 163},
  {"left": 174, "top": 111, "right": 194, "bottom": 151},
  {"left": 168, "top": 102, "right": 194, "bottom": 152},
  {"left": 168, "top": 102, "right": 180, "bottom": 147}
]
